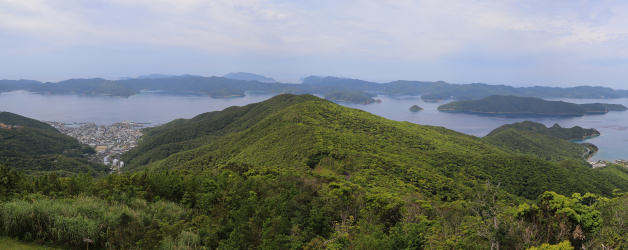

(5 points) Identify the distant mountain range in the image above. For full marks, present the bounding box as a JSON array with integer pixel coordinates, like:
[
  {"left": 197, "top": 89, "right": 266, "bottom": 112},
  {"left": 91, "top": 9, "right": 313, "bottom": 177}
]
[
  {"left": 2, "top": 74, "right": 628, "bottom": 103},
  {"left": 223, "top": 72, "right": 277, "bottom": 82}
]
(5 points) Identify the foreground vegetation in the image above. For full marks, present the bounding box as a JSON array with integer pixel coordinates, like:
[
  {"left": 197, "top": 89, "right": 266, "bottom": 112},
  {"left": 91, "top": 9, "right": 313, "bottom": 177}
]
[
  {"left": 1, "top": 164, "right": 627, "bottom": 249},
  {"left": 1, "top": 95, "right": 628, "bottom": 249},
  {"left": 0, "top": 237, "right": 60, "bottom": 250}
]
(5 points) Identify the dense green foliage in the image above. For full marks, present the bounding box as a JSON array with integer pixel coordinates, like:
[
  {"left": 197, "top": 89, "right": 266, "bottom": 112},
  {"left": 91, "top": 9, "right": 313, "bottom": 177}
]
[
  {"left": 484, "top": 128, "right": 594, "bottom": 162},
  {"left": 483, "top": 121, "right": 601, "bottom": 162},
  {"left": 1, "top": 164, "right": 627, "bottom": 249},
  {"left": 438, "top": 95, "right": 628, "bottom": 116},
  {"left": 0, "top": 236, "right": 61, "bottom": 249},
  {"left": 0, "top": 112, "right": 106, "bottom": 175},
  {"left": 409, "top": 105, "right": 423, "bottom": 112},
  {"left": 125, "top": 95, "right": 628, "bottom": 199},
  {"left": 2, "top": 94, "right": 628, "bottom": 249},
  {"left": 488, "top": 121, "right": 600, "bottom": 141},
  {"left": 324, "top": 91, "right": 377, "bottom": 104}
]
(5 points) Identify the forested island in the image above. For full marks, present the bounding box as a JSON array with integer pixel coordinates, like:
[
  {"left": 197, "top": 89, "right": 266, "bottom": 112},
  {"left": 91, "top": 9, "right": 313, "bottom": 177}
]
[
  {"left": 1, "top": 95, "right": 628, "bottom": 249},
  {"left": 324, "top": 91, "right": 378, "bottom": 104},
  {"left": 2, "top": 74, "right": 628, "bottom": 104},
  {"left": 438, "top": 95, "right": 628, "bottom": 116},
  {"left": 409, "top": 105, "right": 423, "bottom": 112}
]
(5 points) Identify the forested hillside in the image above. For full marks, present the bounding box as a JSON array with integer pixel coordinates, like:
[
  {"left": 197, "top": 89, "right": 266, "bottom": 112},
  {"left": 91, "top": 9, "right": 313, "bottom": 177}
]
[
  {"left": 0, "top": 112, "right": 107, "bottom": 175},
  {"left": 125, "top": 95, "right": 626, "bottom": 199},
  {"left": 484, "top": 122, "right": 598, "bottom": 162},
  {"left": 1, "top": 95, "right": 628, "bottom": 249},
  {"left": 487, "top": 121, "right": 600, "bottom": 140}
]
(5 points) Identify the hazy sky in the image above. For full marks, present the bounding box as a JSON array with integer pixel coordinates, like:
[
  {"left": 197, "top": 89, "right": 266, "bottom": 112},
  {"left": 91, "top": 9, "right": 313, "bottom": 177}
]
[{"left": 2, "top": 0, "right": 628, "bottom": 88}]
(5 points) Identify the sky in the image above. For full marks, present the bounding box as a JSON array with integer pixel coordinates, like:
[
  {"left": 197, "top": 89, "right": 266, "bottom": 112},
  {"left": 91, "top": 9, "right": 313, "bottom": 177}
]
[{"left": 1, "top": 0, "right": 628, "bottom": 88}]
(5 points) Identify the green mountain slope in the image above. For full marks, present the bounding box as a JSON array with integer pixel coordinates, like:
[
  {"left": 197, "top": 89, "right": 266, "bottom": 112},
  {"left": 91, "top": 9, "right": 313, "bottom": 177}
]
[
  {"left": 484, "top": 122, "right": 597, "bottom": 162},
  {"left": 124, "top": 94, "right": 628, "bottom": 199},
  {"left": 438, "top": 95, "right": 627, "bottom": 116},
  {"left": 0, "top": 112, "right": 107, "bottom": 175},
  {"left": 487, "top": 121, "right": 600, "bottom": 140}
]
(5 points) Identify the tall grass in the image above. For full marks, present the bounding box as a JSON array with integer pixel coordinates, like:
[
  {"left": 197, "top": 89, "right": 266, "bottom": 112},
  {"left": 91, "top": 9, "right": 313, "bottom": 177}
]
[{"left": 0, "top": 195, "right": 188, "bottom": 249}]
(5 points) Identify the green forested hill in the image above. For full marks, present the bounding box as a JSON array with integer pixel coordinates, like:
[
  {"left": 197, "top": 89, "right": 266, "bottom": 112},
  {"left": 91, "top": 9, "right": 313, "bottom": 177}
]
[
  {"left": 124, "top": 94, "right": 627, "bottom": 199},
  {"left": 487, "top": 121, "right": 600, "bottom": 140},
  {"left": 438, "top": 95, "right": 627, "bottom": 116},
  {"left": 484, "top": 123, "right": 597, "bottom": 162},
  {"left": 3, "top": 95, "right": 628, "bottom": 249},
  {"left": 0, "top": 112, "right": 106, "bottom": 175}
]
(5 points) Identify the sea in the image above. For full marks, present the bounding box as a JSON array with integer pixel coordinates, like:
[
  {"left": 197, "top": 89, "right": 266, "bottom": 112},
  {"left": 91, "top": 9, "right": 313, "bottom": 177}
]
[{"left": 1, "top": 90, "right": 627, "bottom": 161}]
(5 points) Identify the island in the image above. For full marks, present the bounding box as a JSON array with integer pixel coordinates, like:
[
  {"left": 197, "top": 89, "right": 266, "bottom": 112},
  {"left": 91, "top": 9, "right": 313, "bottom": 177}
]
[
  {"left": 409, "top": 105, "right": 423, "bottom": 112},
  {"left": 223, "top": 72, "right": 277, "bottom": 83},
  {"left": 324, "top": 91, "right": 379, "bottom": 104},
  {"left": 438, "top": 95, "right": 627, "bottom": 116}
]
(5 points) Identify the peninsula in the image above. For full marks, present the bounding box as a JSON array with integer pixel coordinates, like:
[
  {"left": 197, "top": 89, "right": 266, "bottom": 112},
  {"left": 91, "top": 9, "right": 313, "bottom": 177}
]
[{"left": 438, "top": 95, "right": 627, "bottom": 116}]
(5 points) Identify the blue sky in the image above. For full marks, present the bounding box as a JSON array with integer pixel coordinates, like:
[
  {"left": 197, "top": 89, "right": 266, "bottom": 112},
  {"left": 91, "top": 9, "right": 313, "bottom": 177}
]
[{"left": 1, "top": 0, "right": 628, "bottom": 88}]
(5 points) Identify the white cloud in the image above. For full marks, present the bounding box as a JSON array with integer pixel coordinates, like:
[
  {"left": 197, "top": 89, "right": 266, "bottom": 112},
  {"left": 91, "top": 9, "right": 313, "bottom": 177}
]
[
  {"left": 2, "top": 0, "right": 628, "bottom": 85},
  {"left": 2, "top": 0, "right": 628, "bottom": 57}
]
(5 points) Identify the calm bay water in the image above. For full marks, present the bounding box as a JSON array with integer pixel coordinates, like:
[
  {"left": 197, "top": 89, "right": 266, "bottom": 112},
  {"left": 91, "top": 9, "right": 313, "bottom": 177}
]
[
  {"left": 1, "top": 91, "right": 627, "bottom": 161},
  {"left": 344, "top": 95, "right": 628, "bottom": 161}
]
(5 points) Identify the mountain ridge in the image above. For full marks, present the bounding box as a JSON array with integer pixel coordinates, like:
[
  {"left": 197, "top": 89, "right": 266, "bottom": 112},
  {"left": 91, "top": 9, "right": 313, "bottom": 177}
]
[
  {"left": 3, "top": 75, "right": 628, "bottom": 103},
  {"left": 123, "top": 94, "right": 628, "bottom": 199}
]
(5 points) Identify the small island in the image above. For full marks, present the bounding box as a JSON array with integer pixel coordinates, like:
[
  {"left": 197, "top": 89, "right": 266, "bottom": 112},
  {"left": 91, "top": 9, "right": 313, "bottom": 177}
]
[
  {"left": 409, "top": 105, "right": 423, "bottom": 112},
  {"left": 324, "top": 91, "right": 379, "bottom": 104},
  {"left": 438, "top": 95, "right": 627, "bottom": 116}
]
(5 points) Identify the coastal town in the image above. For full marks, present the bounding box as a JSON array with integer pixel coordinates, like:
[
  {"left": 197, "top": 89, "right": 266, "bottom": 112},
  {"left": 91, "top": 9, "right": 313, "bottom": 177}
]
[{"left": 47, "top": 121, "right": 144, "bottom": 172}]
